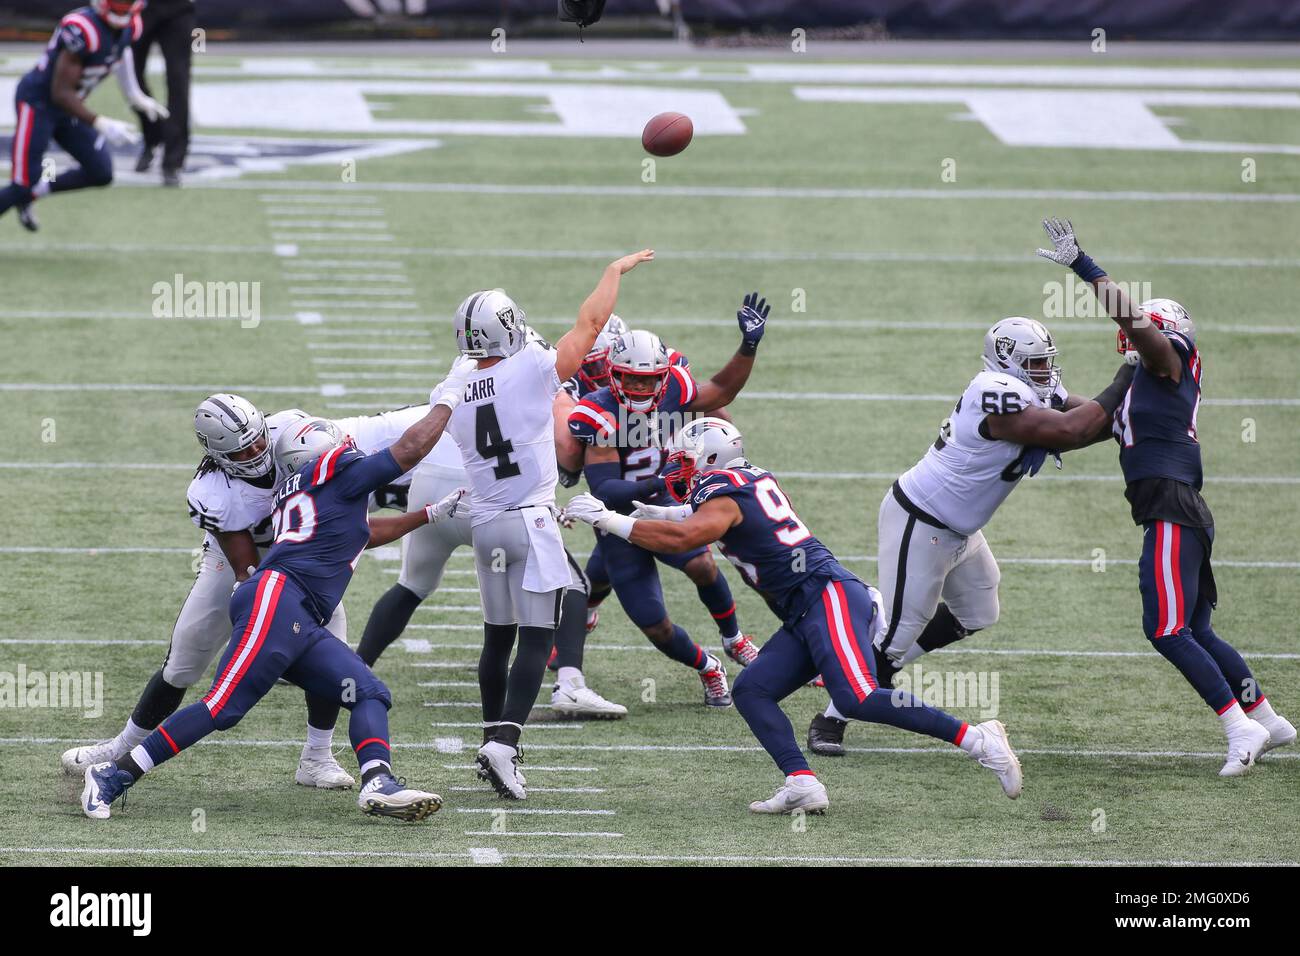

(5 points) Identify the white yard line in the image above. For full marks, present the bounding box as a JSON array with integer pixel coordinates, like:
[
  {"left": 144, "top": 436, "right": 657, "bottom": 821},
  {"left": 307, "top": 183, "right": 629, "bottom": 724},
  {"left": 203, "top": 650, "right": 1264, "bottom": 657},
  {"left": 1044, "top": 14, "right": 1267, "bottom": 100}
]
[
  {"left": 448, "top": 786, "right": 606, "bottom": 794},
  {"left": 306, "top": 341, "right": 434, "bottom": 349},
  {"left": 440, "top": 764, "right": 599, "bottom": 772},
  {"left": 431, "top": 722, "right": 584, "bottom": 730},
  {"left": 462, "top": 831, "right": 625, "bottom": 838},
  {"left": 454, "top": 808, "right": 614, "bottom": 816},
  {"left": 289, "top": 287, "right": 415, "bottom": 296}
]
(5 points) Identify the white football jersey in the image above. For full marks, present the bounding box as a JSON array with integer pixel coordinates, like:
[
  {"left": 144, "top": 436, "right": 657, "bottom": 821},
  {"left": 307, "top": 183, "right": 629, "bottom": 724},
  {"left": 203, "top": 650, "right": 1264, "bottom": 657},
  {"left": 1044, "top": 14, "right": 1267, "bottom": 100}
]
[
  {"left": 446, "top": 340, "right": 561, "bottom": 527},
  {"left": 896, "top": 371, "right": 1046, "bottom": 536},
  {"left": 336, "top": 403, "right": 467, "bottom": 483},
  {"left": 187, "top": 408, "right": 311, "bottom": 549}
]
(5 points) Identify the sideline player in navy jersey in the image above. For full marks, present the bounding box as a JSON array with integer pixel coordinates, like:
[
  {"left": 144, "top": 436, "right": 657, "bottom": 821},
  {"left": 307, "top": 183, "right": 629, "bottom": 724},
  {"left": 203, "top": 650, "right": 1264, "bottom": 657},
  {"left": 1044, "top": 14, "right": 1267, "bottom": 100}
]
[
  {"left": 565, "top": 418, "right": 1023, "bottom": 813},
  {"left": 567, "top": 297, "right": 769, "bottom": 707},
  {"left": 81, "top": 373, "right": 473, "bottom": 821},
  {"left": 1038, "top": 216, "right": 1296, "bottom": 775},
  {"left": 0, "top": 2, "right": 169, "bottom": 231}
]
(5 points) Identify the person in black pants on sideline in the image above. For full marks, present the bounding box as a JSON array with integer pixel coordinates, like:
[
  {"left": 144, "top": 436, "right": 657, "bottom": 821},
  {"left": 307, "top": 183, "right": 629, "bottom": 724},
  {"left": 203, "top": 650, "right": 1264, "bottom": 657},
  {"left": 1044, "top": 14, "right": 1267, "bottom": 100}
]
[{"left": 132, "top": 0, "right": 195, "bottom": 186}]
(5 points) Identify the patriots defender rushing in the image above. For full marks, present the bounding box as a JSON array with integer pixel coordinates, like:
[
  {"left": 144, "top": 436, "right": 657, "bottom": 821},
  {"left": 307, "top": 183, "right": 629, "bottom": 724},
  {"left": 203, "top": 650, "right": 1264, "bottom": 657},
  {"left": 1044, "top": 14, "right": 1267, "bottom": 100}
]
[
  {"left": 1, "top": 2, "right": 168, "bottom": 232},
  {"left": 808, "top": 317, "right": 1134, "bottom": 755},
  {"left": 1037, "top": 216, "right": 1296, "bottom": 775},
  {"left": 566, "top": 419, "right": 1023, "bottom": 814},
  {"left": 443, "top": 250, "right": 652, "bottom": 800},
  {"left": 82, "top": 379, "right": 472, "bottom": 821},
  {"left": 567, "top": 298, "right": 769, "bottom": 707}
]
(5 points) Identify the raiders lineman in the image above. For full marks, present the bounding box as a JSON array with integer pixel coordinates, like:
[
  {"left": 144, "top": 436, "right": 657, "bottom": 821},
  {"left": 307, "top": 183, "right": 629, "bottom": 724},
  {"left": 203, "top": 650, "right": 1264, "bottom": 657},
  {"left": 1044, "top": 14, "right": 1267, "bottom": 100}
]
[
  {"left": 444, "top": 248, "right": 653, "bottom": 799},
  {"left": 808, "top": 317, "right": 1137, "bottom": 754},
  {"left": 60, "top": 396, "right": 445, "bottom": 787}
]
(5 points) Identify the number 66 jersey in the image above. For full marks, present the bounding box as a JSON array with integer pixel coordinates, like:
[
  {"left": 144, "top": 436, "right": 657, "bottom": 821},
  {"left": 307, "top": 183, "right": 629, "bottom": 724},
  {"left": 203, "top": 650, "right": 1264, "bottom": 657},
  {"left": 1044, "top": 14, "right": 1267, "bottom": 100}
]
[{"left": 896, "top": 371, "right": 1047, "bottom": 537}]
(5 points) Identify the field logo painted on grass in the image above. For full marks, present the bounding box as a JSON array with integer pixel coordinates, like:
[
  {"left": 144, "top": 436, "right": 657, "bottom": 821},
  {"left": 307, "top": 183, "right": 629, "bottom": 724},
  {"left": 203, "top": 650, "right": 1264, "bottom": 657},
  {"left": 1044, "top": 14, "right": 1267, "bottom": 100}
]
[
  {"left": 890, "top": 662, "right": 1000, "bottom": 719},
  {"left": 0, "top": 664, "right": 103, "bottom": 718},
  {"left": 152, "top": 273, "right": 261, "bottom": 329},
  {"left": 50, "top": 886, "right": 151, "bottom": 937}
]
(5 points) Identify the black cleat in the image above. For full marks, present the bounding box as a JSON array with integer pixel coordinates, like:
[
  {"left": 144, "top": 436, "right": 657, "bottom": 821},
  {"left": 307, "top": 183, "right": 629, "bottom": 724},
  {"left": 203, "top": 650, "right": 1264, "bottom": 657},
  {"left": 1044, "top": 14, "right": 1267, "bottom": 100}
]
[
  {"left": 16, "top": 204, "right": 38, "bottom": 232},
  {"left": 135, "top": 145, "right": 155, "bottom": 173},
  {"left": 808, "top": 712, "right": 848, "bottom": 757},
  {"left": 162, "top": 167, "right": 182, "bottom": 188}
]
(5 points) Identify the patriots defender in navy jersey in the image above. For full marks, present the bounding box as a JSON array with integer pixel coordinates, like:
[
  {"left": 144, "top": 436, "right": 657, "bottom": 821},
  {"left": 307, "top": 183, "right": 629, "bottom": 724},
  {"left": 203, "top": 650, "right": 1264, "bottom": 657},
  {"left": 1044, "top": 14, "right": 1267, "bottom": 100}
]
[
  {"left": 82, "top": 372, "right": 473, "bottom": 821},
  {"left": 0, "top": 2, "right": 168, "bottom": 231},
  {"left": 1038, "top": 217, "right": 1295, "bottom": 776},
  {"left": 566, "top": 419, "right": 1023, "bottom": 814},
  {"left": 566, "top": 295, "right": 769, "bottom": 706}
]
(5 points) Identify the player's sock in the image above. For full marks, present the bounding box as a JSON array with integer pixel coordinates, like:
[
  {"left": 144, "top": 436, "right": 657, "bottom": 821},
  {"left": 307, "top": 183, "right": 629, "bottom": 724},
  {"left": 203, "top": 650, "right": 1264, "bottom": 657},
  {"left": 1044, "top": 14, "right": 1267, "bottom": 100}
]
[
  {"left": 1150, "top": 630, "right": 1235, "bottom": 713},
  {"left": 478, "top": 622, "right": 517, "bottom": 724},
  {"left": 302, "top": 722, "right": 335, "bottom": 761},
  {"left": 502, "top": 626, "right": 553, "bottom": 725},
  {"left": 304, "top": 692, "right": 342, "bottom": 749},
  {"left": 1190, "top": 627, "right": 1259, "bottom": 708},
  {"left": 129, "top": 669, "right": 186, "bottom": 730},
  {"left": 824, "top": 701, "right": 847, "bottom": 722},
  {"left": 651, "top": 623, "right": 709, "bottom": 669},
  {"left": 138, "top": 701, "right": 218, "bottom": 772},
  {"left": 552, "top": 588, "right": 589, "bottom": 672},
  {"left": 356, "top": 583, "right": 424, "bottom": 666},
  {"left": 696, "top": 575, "right": 740, "bottom": 640},
  {"left": 912, "top": 603, "right": 974, "bottom": 657},
  {"left": 557, "top": 666, "right": 583, "bottom": 688},
  {"left": 587, "top": 583, "right": 611, "bottom": 611},
  {"left": 349, "top": 698, "right": 392, "bottom": 777},
  {"left": 109, "top": 718, "right": 152, "bottom": 759},
  {"left": 838, "top": 688, "right": 966, "bottom": 744}
]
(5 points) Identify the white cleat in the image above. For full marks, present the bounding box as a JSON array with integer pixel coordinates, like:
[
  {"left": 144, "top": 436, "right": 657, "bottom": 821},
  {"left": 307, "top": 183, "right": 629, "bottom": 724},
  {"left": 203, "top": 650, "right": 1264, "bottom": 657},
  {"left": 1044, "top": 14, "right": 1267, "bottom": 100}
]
[
  {"left": 749, "top": 774, "right": 830, "bottom": 815},
  {"left": 722, "top": 633, "right": 761, "bottom": 668},
  {"left": 477, "top": 740, "right": 527, "bottom": 800},
  {"left": 82, "top": 762, "right": 133, "bottom": 820},
  {"left": 295, "top": 754, "right": 356, "bottom": 789},
  {"left": 1254, "top": 713, "right": 1297, "bottom": 759},
  {"left": 1220, "top": 721, "right": 1272, "bottom": 777},
  {"left": 551, "top": 675, "right": 627, "bottom": 719},
  {"left": 357, "top": 772, "right": 441, "bottom": 821},
  {"left": 968, "top": 720, "right": 1022, "bottom": 799},
  {"left": 62, "top": 740, "right": 123, "bottom": 776}
]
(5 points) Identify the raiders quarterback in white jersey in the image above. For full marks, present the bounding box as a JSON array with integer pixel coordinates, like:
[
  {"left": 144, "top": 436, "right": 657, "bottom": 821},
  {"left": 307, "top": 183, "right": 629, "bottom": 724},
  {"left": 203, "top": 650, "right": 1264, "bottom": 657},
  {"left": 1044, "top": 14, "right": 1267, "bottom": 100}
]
[
  {"left": 443, "top": 248, "right": 653, "bottom": 799},
  {"left": 60, "top": 395, "right": 455, "bottom": 789},
  {"left": 808, "top": 317, "right": 1136, "bottom": 755}
]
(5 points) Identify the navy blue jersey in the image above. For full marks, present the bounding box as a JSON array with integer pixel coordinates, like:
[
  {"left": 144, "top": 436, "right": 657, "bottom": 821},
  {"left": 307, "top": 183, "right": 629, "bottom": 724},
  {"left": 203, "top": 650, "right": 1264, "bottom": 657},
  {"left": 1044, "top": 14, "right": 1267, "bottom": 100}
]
[
  {"left": 17, "top": 7, "right": 141, "bottom": 106},
  {"left": 261, "top": 444, "right": 403, "bottom": 624},
  {"left": 688, "top": 465, "right": 853, "bottom": 628},
  {"left": 1113, "top": 329, "right": 1203, "bottom": 489}
]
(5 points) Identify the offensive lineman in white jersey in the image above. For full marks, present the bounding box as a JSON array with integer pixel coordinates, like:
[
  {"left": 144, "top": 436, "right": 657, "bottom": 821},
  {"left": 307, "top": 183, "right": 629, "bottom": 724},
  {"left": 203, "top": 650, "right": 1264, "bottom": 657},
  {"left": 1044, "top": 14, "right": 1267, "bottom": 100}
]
[
  {"left": 444, "top": 248, "right": 653, "bottom": 799},
  {"left": 808, "top": 318, "right": 1137, "bottom": 755},
  {"left": 60, "top": 395, "right": 457, "bottom": 787}
]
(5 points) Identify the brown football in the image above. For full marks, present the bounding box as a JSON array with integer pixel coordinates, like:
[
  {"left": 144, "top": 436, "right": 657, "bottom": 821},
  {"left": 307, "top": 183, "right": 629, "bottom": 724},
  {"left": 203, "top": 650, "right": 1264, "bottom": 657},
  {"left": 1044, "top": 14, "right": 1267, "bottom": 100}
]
[{"left": 642, "top": 112, "right": 693, "bottom": 157}]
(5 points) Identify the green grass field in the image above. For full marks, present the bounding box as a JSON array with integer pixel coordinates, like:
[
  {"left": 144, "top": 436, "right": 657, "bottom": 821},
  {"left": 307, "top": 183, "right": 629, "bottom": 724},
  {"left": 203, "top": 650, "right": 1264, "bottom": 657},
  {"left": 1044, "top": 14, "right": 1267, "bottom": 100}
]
[{"left": 2, "top": 49, "right": 1299, "bottom": 866}]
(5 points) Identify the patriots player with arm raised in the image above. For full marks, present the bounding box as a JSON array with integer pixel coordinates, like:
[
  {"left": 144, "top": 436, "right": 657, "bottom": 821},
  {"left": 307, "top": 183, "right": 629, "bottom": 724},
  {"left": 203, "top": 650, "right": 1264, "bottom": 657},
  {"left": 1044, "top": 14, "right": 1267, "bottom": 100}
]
[
  {"left": 566, "top": 294, "right": 770, "bottom": 707},
  {"left": 808, "top": 316, "right": 1135, "bottom": 756},
  {"left": 1, "top": 2, "right": 168, "bottom": 232},
  {"left": 566, "top": 418, "right": 1023, "bottom": 814},
  {"left": 81, "top": 372, "right": 473, "bottom": 821},
  {"left": 1037, "top": 216, "right": 1295, "bottom": 775}
]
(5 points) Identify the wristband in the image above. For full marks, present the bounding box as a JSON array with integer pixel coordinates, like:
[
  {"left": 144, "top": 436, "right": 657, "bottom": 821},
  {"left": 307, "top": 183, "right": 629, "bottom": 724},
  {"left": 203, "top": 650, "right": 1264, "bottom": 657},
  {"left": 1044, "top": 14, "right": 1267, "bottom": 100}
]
[
  {"left": 739, "top": 340, "right": 758, "bottom": 357},
  {"left": 1092, "top": 362, "right": 1136, "bottom": 416},
  {"left": 598, "top": 513, "right": 636, "bottom": 540},
  {"left": 1070, "top": 251, "right": 1107, "bottom": 283},
  {"left": 424, "top": 504, "right": 437, "bottom": 524}
]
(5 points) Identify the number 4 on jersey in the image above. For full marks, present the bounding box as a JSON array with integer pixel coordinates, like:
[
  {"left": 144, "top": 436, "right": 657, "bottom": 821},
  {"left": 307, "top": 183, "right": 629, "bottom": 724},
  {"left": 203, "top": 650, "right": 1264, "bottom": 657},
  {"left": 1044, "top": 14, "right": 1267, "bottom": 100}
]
[{"left": 476, "top": 403, "right": 521, "bottom": 480}]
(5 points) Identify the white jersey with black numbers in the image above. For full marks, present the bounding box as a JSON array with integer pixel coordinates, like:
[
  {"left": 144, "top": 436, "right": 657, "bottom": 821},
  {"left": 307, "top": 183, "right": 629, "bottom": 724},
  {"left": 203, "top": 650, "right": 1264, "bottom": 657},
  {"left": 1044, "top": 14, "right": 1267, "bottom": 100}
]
[
  {"left": 186, "top": 408, "right": 312, "bottom": 549},
  {"left": 446, "top": 340, "right": 561, "bottom": 527},
  {"left": 896, "top": 371, "right": 1046, "bottom": 536}
]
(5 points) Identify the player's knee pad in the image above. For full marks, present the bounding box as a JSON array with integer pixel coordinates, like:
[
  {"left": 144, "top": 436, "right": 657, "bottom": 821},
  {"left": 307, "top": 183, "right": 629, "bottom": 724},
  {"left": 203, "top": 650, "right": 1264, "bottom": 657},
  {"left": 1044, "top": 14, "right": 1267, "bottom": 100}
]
[{"left": 958, "top": 593, "right": 999, "bottom": 632}]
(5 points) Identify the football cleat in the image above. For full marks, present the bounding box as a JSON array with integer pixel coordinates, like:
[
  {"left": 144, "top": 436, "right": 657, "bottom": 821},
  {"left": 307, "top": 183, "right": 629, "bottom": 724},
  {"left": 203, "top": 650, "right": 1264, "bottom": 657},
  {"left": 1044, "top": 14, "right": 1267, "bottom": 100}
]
[
  {"left": 1254, "top": 712, "right": 1297, "bottom": 758},
  {"left": 62, "top": 739, "right": 124, "bottom": 775},
  {"left": 1219, "top": 721, "right": 1271, "bottom": 778},
  {"left": 749, "top": 774, "right": 829, "bottom": 815},
  {"left": 722, "top": 633, "right": 760, "bottom": 667},
  {"left": 295, "top": 754, "right": 356, "bottom": 789},
  {"left": 134, "top": 144, "right": 155, "bottom": 172},
  {"left": 807, "top": 712, "right": 848, "bottom": 757},
  {"left": 966, "top": 720, "right": 1022, "bottom": 799},
  {"left": 551, "top": 676, "right": 627, "bottom": 719},
  {"left": 477, "top": 740, "right": 527, "bottom": 799},
  {"left": 82, "top": 762, "right": 133, "bottom": 820},
  {"left": 16, "top": 203, "right": 38, "bottom": 232},
  {"left": 357, "top": 773, "right": 441, "bottom": 821},
  {"left": 585, "top": 606, "right": 600, "bottom": 633},
  {"left": 699, "top": 654, "right": 732, "bottom": 708}
]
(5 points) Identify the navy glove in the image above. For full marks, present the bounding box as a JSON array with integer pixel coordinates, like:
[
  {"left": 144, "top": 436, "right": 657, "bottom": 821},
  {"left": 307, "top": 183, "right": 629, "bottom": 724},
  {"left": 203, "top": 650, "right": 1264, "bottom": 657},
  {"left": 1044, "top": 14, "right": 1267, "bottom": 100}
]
[
  {"left": 737, "top": 291, "right": 770, "bottom": 355},
  {"left": 1022, "top": 446, "right": 1048, "bottom": 477}
]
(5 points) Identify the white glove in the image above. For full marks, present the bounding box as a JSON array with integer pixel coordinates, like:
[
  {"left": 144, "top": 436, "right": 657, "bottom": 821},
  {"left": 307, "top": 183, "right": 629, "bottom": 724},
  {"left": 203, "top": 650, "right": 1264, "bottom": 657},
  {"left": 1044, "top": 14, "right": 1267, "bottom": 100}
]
[
  {"left": 128, "top": 92, "right": 169, "bottom": 123},
  {"left": 424, "top": 487, "right": 468, "bottom": 524},
  {"left": 564, "top": 493, "right": 637, "bottom": 540},
  {"left": 430, "top": 356, "right": 476, "bottom": 411},
  {"left": 1035, "top": 216, "right": 1080, "bottom": 267},
  {"left": 631, "top": 499, "right": 692, "bottom": 522},
  {"left": 92, "top": 115, "right": 140, "bottom": 147}
]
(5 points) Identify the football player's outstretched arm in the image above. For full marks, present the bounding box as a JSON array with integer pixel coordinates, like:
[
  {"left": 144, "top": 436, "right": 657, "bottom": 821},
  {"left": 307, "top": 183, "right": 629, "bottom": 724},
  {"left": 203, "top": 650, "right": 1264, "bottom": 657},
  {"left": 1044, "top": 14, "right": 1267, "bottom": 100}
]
[
  {"left": 555, "top": 250, "right": 654, "bottom": 382},
  {"left": 581, "top": 442, "right": 666, "bottom": 509},
  {"left": 691, "top": 292, "right": 770, "bottom": 412},
  {"left": 1037, "top": 217, "right": 1180, "bottom": 380},
  {"left": 214, "top": 530, "right": 260, "bottom": 583},
  {"left": 388, "top": 361, "right": 474, "bottom": 472},
  {"left": 986, "top": 362, "right": 1135, "bottom": 450},
  {"left": 566, "top": 493, "right": 740, "bottom": 553},
  {"left": 366, "top": 488, "right": 467, "bottom": 549},
  {"left": 114, "top": 47, "right": 169, "bottom": 122}
]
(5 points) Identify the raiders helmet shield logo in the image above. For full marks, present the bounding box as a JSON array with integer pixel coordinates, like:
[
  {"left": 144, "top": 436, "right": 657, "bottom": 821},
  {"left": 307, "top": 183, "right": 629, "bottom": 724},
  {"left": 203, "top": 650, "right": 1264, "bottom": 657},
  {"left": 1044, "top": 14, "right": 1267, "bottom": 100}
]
[
  {"left": 995, "top": 335, "right": 1016, "bottom": 363},
  {"left": 496, "top": 306, "right": 516, "bottom": 329}
]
